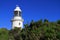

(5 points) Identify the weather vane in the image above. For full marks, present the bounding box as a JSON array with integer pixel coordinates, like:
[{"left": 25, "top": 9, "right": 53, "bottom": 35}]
[{"left": 16, "top": 5, "right": 19, "bottom": 7}]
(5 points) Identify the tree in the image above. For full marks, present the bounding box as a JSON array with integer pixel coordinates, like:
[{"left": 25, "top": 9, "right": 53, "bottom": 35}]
[
  {"left": 0, "top": 19, "right": 60, "bottom": 40},
  {"left": 57, "top": 20, "right": 60, "bottom": 24},
  {"left": 0, "top": 28, "right": 9, "bottom": 40}
]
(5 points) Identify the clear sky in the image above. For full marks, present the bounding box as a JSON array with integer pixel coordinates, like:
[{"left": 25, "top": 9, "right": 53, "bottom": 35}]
[{"left": 0, "top": 0, "right": 60, "bottom": 29}]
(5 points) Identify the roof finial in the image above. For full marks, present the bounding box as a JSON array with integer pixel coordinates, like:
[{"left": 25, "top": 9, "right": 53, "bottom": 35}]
[
  {"left": 14, "top": 5, "right": 21, "bottom": 11},
  {"left": 16, "top": 5, "right": 19, "bottom": 7}
]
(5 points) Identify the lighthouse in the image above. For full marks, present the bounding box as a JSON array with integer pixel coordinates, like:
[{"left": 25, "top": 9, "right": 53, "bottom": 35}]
[{"left": 11, "top": 5, "right": 24, "bottom": 29}]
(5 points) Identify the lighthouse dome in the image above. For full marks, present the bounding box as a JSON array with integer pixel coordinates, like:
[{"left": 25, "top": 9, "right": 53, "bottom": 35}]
[{"left": 14, "top": 5, "right": 21, "bottom": 12}]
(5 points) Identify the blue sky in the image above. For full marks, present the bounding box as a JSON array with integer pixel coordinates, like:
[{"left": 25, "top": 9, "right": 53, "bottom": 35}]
[{"left": 0, "top": 0, "right": 60, "bottom": 29}]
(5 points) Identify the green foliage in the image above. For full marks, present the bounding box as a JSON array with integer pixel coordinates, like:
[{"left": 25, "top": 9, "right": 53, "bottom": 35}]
[
  {"left": 0, "top": 28, "right": 9, "bottom": 40},
  {"left": 0, "top": 19, "right": 60, "bottom": 40},
  {"left": 57, "top": 20, "right": 60, "bottom": 24}
]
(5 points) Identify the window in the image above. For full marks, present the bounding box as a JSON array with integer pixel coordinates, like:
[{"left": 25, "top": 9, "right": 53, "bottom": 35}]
[
  {"left": 14, "top": 11, "right": 21, "bottom": 16},
  {"left": 14, "top": 11, "right": 18, "bottom": 16},
  {"left": 19, "top": 23, "right": 20, "bottom": 25},
  {"left": 19, "top": 12, "right": 21, "bottom": 16}
]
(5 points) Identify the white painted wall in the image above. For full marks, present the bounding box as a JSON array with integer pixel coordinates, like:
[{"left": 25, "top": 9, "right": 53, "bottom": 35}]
[{"left": 12, "top": 16, "right": 23, "bottom": 29}]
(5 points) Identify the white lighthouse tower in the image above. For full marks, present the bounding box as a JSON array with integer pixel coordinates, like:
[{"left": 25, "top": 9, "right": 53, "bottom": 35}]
[{"left": 11, "top": 5, "right": 23, "bottom": 29}]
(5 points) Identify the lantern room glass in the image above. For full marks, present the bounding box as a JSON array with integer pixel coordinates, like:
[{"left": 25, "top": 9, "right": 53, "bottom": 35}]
[{"left": 14, "top": 11, "right": 21, "bottom": 16}]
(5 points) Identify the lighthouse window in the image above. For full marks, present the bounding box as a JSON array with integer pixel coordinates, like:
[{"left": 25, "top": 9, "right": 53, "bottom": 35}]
[
  {"left": 19, "top": 11, "right": 21, "bottom": 16},
  {"left": 19, "top": 23, "right": 20, "bottom": 25},
  {"left": 14, "top": 11, "right": 18, "bottom": 16}
]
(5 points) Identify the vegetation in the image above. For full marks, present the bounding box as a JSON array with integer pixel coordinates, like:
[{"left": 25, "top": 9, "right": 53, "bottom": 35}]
[{"left": 0, "top": 19, "right": 60, "bottom": 40}]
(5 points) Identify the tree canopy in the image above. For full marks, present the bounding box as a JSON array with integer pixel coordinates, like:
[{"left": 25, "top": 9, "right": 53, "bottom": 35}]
[{"left": 0, "top": 19, "right": 60, "bottom": 40}]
